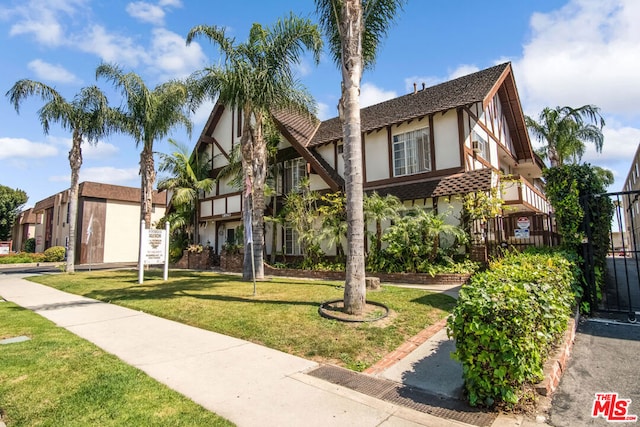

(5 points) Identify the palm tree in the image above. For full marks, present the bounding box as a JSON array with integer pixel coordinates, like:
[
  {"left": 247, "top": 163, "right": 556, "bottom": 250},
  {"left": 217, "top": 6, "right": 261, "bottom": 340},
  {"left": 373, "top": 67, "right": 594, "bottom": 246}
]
[
  {"left": 96, "top": 63, "right": 192, "bottom": 229},
  {"left": 186, "top": 14, "right": 322, "bottom": 281},
  {"left": 363, "top": 192, "right": 403, "bottom": 252},
  {"left": 315, "top": 0, "right": 405, "bottom": 314},
  {"left": 6, "top": 80, "right": 116, "bottom": 273},
  {"left": 525, "top": 105, "right": 605, "bottom": 167},
  {"left": 157, "top": 138, "right": 215, "bottom": 244}
]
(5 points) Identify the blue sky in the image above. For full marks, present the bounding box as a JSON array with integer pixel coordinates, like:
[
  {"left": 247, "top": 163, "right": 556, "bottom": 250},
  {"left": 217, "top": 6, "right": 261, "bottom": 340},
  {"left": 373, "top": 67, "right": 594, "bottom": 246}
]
[{"left": 1, "top": 0, "right": 639, "bottom": 208}]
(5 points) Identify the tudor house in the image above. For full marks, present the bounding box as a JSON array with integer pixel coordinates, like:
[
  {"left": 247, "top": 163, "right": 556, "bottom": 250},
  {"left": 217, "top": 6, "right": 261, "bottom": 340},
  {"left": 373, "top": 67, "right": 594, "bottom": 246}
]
[{"left": 192, "top": 62, "right": 552, "bottom": 259}]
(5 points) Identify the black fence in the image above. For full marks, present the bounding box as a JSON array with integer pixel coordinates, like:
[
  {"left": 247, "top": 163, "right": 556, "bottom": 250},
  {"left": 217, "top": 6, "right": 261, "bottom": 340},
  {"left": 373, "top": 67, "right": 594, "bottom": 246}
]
[
  {"left": 583, "top": 191, "right": 640, "bottom": 321},
  {"left": 472, "top": 213, "right": 559, "bottom": 259}
]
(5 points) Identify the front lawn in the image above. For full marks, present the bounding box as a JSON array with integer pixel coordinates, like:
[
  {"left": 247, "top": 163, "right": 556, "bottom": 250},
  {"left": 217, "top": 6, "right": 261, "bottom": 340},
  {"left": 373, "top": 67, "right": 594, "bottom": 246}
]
[
  {"left": 29, "top": 270, "right": 455, "bottom": 370},
  {"left": 0, "top": 300, "right": 232, "bottom": 426}
]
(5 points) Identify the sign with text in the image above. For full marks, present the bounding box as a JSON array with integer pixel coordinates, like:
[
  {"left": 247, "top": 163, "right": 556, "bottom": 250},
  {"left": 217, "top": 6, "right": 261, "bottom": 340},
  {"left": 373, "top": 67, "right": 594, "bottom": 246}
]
[
  {"left": 514, "top": 228, "right": 530, "bottom": 239},
  {"left": 143, "top": 228, "right": 166, "bottom": 264},
  {"left": 516, "top": 216, "right": 531, "bottom": 229},
  {"left": 0, "top": 241, "right": 11, "bottom": 255}
]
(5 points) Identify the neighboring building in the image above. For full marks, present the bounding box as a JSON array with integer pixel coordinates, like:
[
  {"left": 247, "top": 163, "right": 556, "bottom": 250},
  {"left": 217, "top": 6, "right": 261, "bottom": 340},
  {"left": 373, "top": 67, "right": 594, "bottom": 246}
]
[
  {"left": 621, "top": 143, "right": 640, "bottom": 254},
  {"left": 192, "top": 62, "right": 551, "bottom": 259},
  {"left": 31, "top": 182, "right": 166, "bottom": 264},
  {"left": 10, "top": 208, "right": 37, "bottom": 251}
]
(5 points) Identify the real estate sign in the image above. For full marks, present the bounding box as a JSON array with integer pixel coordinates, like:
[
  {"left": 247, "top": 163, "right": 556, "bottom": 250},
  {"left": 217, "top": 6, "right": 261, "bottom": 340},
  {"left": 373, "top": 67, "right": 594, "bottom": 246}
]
[
  {"left": 138, "top": 221, "right": 170, "bottom": 284},
  {"left": 143, "top": 229, "right": 166, "bottom": 264}
]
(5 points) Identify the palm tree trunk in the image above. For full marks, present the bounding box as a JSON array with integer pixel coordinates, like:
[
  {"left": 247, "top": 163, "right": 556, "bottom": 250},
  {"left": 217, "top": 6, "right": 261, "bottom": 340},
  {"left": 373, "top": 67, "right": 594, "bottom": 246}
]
[
  {"left": 140, "top": 144, "right": 156, "bottom": 229},
  {"left": 66, "top": 130, "right": 83, "bottom": 273},
  {"left": 251, "top": 112, "right": 266, "bottom": 280},
  {"left": 340, "top": 0, "right": 366, "bottom": 315},
  {"left": 241, "top": 110, "right": 255, "bottom": 281}
]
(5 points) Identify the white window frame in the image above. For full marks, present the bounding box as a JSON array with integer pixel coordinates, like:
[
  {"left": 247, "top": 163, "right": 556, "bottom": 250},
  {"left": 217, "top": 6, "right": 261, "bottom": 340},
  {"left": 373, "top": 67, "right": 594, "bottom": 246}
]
[
  {"left": 392, "top": 127, "right": 431, "bottom": 177},
  {"left": 284, "top": 227, "right": 301, "bottom": 255},
  {"left": 284, "top": 158, "right": 307, "bottom": 192},
  {"left": 472, "top": 130, "right": 490, "bottom": 162}
]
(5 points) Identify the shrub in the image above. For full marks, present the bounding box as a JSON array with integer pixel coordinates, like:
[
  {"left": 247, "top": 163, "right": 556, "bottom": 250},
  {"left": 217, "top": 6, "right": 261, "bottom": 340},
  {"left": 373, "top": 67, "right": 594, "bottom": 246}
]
[
  {"left": 43, "top": 246, "right": 66, "bottom": 262},
  {"left": 23, "top": 238, "right": 36, "bottom": 253},
  {"left": 447, "top": 250, "right": 577, "bottom": 407},
  {"left": 0, "top": 252, "right": 46, "bottom": 264}
]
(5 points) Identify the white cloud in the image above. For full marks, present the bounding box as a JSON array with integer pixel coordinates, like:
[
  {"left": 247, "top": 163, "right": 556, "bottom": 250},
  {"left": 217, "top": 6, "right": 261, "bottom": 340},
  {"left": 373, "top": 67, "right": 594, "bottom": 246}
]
[
  {"left": 149, "top": 28, "right": 206, "bottom": 79},
  {"left": 583, "top": 124, "right": 640, "bottom": 163},
  {"left": 45, "top": 136, "right": 120, "bottom": 159},
  {"left": 81, "top": 166, "right": 139, "bottom": 184},
  {"left": 75, "top": 24, "right": 149, "bottom": 67},
  {"left": 27, "top": 59, "right": 80, "bottom": 84},
  {"left": 516, "top": 0, "right": 640, "bottom": 118},
  {"left": 51, "top": 166, "right": 139, "bottom": 184},
  {"left": 317, "top": 102, "right": 333, "bottom": 121},
  {"left": 403, "top": 64, "right": 479, "bottom": 93},
  {"left": 0, "top": 137, "right": 58, "bottom": 159},
  {"left": 449, "top": 64, "right": 480, "bottom": 80},
  {"left": 191, "top": 100, "right": 215, "bottom": 126},
  {"left": 83, "top": 142, "right": 120, "bottom": 159},
  {"left": 360, "top": 82, "right": 396, "bottom": 108},
  {"left": 126, "top": 1, "right": 165, "bottom": 25},
  {"left": 3, "top": 0, "right": 86, "bottom": 46}
]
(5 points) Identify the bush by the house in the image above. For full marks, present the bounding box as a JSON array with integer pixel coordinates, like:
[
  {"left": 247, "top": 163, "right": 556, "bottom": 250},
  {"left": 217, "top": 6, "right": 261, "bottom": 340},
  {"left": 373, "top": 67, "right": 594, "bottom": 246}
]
[
  {"left": 43, "top": 246, "right": 66, "bottom": 262},
  {"left": 23, "top": 237, "right": 36, "bottom": 253},
  {"left": 447, "top": 249, "right": 577, "bottom": 407}
]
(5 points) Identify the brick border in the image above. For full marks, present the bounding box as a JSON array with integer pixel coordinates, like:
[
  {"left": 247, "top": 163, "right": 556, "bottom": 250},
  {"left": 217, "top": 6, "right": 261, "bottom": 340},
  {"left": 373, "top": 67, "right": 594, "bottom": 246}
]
[
  {"left": 364, "top": 317, "right": 449, "bottom": 375},
  {"left": 535, "top": 310, "right": 580, "bottom": 396}
]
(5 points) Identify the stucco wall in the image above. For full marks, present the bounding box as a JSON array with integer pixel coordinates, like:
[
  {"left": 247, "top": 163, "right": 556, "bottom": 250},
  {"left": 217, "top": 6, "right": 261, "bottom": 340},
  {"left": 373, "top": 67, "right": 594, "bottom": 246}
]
[{"left": 102, "top": 201, "right": 166, "bottom": 263}]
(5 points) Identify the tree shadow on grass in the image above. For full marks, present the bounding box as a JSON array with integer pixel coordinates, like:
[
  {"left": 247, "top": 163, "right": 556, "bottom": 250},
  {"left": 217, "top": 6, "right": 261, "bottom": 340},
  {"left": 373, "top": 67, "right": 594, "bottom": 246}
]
[
  {"left": 410, "top": 293, "right": 457, "bottom": 311},
  {"left": 78, "top": 274, "right": 326, "bottom": 308}
]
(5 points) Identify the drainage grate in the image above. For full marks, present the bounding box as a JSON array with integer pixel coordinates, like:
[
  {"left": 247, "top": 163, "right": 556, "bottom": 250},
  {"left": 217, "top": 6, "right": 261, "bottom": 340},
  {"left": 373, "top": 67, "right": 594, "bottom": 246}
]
[{"left": 307, "top": 365, "right": 496, "bottom": 427}]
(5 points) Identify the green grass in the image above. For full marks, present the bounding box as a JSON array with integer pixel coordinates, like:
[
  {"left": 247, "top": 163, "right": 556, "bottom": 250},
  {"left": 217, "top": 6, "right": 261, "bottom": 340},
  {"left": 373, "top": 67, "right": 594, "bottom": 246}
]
[
  {"left": 0, "top": 301, "right": 233, "bottom": 426},
  {"left": 28, "top": 270, "right": 455, "bottom": 370}
]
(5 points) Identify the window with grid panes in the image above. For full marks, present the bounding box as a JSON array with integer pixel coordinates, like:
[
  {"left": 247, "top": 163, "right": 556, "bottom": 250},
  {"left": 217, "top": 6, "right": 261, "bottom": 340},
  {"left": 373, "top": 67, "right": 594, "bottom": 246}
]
[{"left": 392, "top": 127, "right": 431, "bottom": 177}]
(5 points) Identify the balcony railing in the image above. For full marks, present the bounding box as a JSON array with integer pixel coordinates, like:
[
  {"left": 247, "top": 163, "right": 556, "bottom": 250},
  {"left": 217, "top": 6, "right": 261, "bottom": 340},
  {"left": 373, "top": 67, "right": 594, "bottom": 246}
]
[{"left": 501, "top": 175, "right": 550, "bottom": 214}]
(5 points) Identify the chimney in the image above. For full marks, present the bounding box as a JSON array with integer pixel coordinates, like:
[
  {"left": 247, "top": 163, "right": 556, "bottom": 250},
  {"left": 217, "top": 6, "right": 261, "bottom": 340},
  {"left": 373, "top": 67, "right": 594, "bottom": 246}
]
[
  {"left": 413, "top": 82, "right": 417, "bottom": 94},
  {"left": 422, "top": 82, "right": 426, "bottom": 91}
]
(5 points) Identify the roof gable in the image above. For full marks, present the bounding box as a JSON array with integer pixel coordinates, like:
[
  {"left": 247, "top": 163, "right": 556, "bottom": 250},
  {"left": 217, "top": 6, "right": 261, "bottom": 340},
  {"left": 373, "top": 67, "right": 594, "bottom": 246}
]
[{"left": 309, "top": 62, "right": 511, "bottom": 147}]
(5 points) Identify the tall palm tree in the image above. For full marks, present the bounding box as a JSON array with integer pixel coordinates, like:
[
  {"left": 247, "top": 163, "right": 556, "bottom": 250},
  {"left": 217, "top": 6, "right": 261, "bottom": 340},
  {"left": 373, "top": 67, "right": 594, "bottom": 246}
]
[
  {"left": 157, "top": 138, "right": 215, "bottom": 244},
  {"left": 315, "top": 0, "right": 405, "bottom": 314},
  {"left": 186, "top": 14, "right": 322, "bottom": 281},
  {"left": 96, "top": 63, "right": 192, "bottom": 229},
  {"left": 6, "top": 80, "right": 116, "bottom": 272},
  {"left": 525, "top": 105, "right": 605, "bottom": 167}
]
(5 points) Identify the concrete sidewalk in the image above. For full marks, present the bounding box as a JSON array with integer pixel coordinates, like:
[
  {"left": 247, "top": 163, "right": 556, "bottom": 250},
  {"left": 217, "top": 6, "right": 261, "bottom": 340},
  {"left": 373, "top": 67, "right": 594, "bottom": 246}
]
[{"left": 0, "top": 273, "right": 480, "bottom": 427}]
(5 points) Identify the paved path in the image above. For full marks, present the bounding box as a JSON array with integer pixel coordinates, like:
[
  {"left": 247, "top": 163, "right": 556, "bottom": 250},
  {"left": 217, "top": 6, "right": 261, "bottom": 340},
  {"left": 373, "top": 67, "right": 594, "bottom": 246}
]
[
  {"left": 549, "top": 318, "right": 640, "bottom": 426},
  {"left": 0, "top": 273, "right": 478, "bottom": 427}
]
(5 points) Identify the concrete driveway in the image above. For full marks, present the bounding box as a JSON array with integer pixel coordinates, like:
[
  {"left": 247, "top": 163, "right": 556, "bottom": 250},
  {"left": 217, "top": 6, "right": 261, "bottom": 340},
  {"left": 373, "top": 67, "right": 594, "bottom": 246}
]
[{"left": 549, "top": 318, "right": 640, "bottom": 426}]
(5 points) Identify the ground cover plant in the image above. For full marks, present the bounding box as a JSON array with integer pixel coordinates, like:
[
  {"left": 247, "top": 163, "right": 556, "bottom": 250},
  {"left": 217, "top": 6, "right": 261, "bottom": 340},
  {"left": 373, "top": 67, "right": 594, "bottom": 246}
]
[
  {"left": 447, "top": 249, "right": 577, "bottom": 407},
  {"left": 0, "top": 301, "right": 232, "bottom": 426},
  {"left": 0, "top": 252, "right": 46, "bottom": 264},
  {"left": 29, "top": 270, "right": 455, "bottom": 371}
]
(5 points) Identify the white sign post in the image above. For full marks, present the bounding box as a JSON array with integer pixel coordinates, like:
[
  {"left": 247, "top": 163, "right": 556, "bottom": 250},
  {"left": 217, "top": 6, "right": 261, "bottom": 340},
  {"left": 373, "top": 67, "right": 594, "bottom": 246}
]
[{"left": 138, "top": 221, "right": 170, "bottom": 284}]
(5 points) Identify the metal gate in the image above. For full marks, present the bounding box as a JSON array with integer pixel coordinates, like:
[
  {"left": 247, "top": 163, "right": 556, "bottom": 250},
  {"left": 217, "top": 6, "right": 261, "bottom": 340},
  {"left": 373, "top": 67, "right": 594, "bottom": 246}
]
[{"left": 583, "top": 191, "right": 640, "bottom": 322}]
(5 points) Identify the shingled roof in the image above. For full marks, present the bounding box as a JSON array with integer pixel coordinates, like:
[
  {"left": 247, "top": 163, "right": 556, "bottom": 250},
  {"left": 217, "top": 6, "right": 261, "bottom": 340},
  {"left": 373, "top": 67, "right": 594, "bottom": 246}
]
[
  {"left": 33, "top": 182, "right": 166, "bottom": 212},
  {"left": 368, "top": 168, "right": 493, "bottom": 200},
  {"left": 309, "top": 62, "right": 511, "bottom": 147}
]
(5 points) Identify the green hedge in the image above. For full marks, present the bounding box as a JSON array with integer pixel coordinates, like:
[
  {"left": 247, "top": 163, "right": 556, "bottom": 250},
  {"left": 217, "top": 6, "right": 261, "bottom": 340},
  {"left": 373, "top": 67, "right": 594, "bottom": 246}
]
[
  {"left": 447, "top": 250, "right": 577, "bottom": 407},
  {"left": 44, "top": 246, "right": 66, "bottom": 262},
  {"left": 0, "top": 252, "right": 46, "bottom": 264}
]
